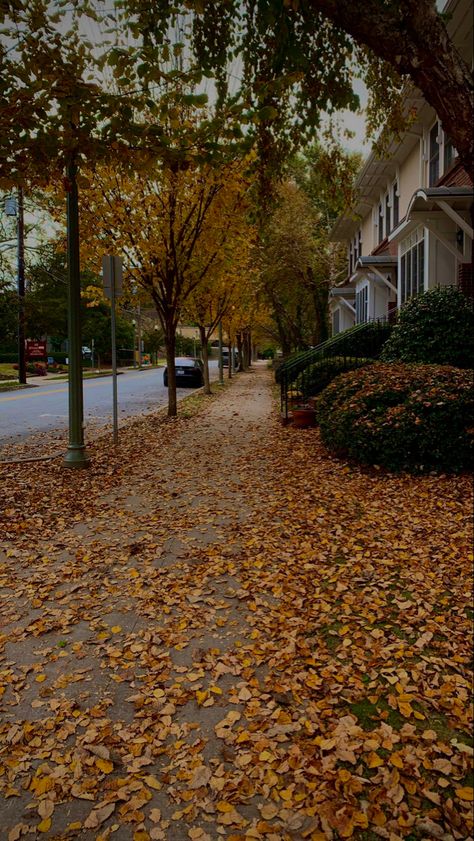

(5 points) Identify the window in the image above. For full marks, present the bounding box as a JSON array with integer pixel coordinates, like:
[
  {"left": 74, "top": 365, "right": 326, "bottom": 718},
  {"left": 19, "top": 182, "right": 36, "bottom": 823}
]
[
  {"left": 429, "top": 122, "right": 440, "bottom": 186},
  {"left": 378, "top": 203, "right": 384, "bottom": 244},
  {"left": 355, "top": 285, "right": 368, "bottom": 323},
  {"left": 400, "top": 229, "right": 425, "bottom": 304},
  {"left": 332, "top": 309, "right": 340, "bottom": 335},
  {"left": 443, "top": 133, "right": 456, "bottom": 172},
  {"left": 385, "top": 193, "right": 391, "bottom": 238},
  {"left": 392, "top": 181, "right": 399, "bottom": 228}
]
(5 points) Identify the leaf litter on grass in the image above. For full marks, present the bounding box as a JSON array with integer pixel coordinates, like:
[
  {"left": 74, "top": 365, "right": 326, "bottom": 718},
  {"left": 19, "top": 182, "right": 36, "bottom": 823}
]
[{"left": 0, "top": 367, "right": 472, "bottom": 840}]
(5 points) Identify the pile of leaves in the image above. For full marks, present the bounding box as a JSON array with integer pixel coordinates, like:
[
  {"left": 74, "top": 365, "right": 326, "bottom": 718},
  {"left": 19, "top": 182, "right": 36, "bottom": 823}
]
[
  {"left": 317, "top": 362, "right": 474, "bottom": 472},
  {"left": 381, "top": 286, "right": 474, "bottom": 368},
  {"left": 0, "top": 369, "right": 472, "bottom": 840}
]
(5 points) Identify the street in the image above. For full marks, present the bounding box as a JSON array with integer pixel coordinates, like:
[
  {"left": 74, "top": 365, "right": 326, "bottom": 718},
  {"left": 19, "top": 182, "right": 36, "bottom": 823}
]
[{"left": 0, "top": 362, "right": 219, "bottom": 445}]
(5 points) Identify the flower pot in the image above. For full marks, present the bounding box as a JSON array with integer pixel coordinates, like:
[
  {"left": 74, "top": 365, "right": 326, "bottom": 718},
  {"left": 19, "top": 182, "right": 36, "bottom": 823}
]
[{"left": 292, "top": 407, "right": 316, "bottom": 428}]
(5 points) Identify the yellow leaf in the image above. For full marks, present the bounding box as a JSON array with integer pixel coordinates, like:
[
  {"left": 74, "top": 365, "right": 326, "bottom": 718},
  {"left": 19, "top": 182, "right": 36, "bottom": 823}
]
[
  {"left": 37, "top": 818, "right": 52, "bottom": 833},
  {"left": 398, "top": 702, "right": 413, "bottom": 718},
  {"left": 133, "top": 832, "right": 150, "bottom": 841},
  {"left": 96, "top": 759, "right": 114, "bottom": 774},
  {"left": 68, "top": 823, "right": 82, "bottom": 830},
  {"left": 209, "top": 685, "right": 222, "bottom": 695},
  {"left": 35, "top": 674, "right": 47, "bottom": 683},
  {"left": 366, "top": 752, "right": 384, "bottom": 768},
  {"left": 456, "top": 787, "right": 474, "bottom": 801},
  {"left": 144, "top": 775, "right": 161, "bottom": 791},
  {"left": 216, "top": 801, "right": 234, "bottom": 812},
  {"left": 390, "top": 752, "right": 404, "bottom": 769},
  {"left": 111, "top": 625, "right": 122, "bottom": 633},
  {"left": 153, "top": 688, "right": 165, "bottom": 699},
  {"left": 196, "top": 690, "right": 208, "bottom": 705}
]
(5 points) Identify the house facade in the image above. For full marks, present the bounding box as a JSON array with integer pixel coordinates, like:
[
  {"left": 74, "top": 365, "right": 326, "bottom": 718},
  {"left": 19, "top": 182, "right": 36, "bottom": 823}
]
[{"left": 329, "top": 0, "right": 473, "bottom": 335}]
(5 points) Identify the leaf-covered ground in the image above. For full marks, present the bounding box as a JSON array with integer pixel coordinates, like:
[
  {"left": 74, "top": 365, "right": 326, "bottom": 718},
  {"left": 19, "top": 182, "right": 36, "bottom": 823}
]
[{"left": 0, "top": 365, "right": 472, "bottom": 841}]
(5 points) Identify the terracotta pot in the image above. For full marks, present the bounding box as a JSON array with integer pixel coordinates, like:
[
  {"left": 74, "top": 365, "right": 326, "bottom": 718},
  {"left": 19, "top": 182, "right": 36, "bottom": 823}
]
[{"left": 292, "top": 407, "right": 316, "bottom": 428}]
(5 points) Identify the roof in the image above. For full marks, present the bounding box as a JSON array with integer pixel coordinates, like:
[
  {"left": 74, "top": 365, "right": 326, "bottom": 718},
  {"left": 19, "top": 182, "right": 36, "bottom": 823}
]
[
  {"left": 356, "top": 256, "right": 397, "bottom": 268},
  {"left": 389, "top": 186, "right": 474, "bottom": 242}
]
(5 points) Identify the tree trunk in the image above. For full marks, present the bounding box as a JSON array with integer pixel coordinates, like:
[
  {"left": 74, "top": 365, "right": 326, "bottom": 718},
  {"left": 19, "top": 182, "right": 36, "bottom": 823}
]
[
  {"left": 165, "top": 325, "right": 177, "bottom": 417},
  {"left": 227, "top": 341, "right": 232, "bottom": 378},
  {"left": 199, "top": 323, "right": 211, "bottom": 394},
  {"left": 236, "top": 331, "right": 244, "bottom": 371},
  {"left": 305, "top": 0, "right": 474, "bottom": 181},
  {"left": 244, "top": 330, "right": 252, "bottom": 368}
]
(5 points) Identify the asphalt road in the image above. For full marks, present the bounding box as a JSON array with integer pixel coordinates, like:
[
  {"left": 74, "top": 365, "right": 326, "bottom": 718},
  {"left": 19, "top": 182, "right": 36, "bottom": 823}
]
[{"left": 0, "top": 362, "right": 219, "bottom": 446}]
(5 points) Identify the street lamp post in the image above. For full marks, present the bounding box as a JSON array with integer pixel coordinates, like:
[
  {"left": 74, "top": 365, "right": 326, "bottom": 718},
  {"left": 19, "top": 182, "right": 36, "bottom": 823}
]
[
  {"left": 4, "top": 192, "right": 26, "bottom": 385},
  {"left": 63, "top": 160, "right": 89, "bottom": 468}
]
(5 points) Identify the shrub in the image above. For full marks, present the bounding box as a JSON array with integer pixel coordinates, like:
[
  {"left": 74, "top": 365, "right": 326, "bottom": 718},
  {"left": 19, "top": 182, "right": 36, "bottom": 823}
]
[
  {"left": 316, "top": 363, "right": 474, "bottom": 473},
  {"left": 276, "top": 320, "right": 392, "bottom": 384},
  {"left": 297, "top": 356, "right": 373, "bottom": 398},
  {"left": 381, "top": 285, "right": 474, "bottom": 368}
]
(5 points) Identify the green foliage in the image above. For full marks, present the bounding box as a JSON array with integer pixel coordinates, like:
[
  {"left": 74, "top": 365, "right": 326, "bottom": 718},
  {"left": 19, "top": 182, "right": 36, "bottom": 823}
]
[
  {"left": 299, "top": 356, "right": 373, "bottom": 398},
  {"left": 381, "top": 286, "right": 474, "bottom": 368},
  {"left": 175, "top": 335, "right": 202, "bottom": 357},
  {"left": 317, "top": 363, "right": 474, "bottom": 473}
]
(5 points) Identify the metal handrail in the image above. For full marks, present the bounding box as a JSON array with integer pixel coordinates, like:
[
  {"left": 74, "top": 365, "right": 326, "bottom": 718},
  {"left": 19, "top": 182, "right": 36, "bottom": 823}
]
[{"left": 279, "top": 319, "right": 393, "bottom": 419}]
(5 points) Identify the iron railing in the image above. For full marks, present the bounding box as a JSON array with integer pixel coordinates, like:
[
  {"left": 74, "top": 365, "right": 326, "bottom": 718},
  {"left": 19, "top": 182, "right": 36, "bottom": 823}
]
[{"left": 278, "top": 319, "right": 393, "bottom": 420}]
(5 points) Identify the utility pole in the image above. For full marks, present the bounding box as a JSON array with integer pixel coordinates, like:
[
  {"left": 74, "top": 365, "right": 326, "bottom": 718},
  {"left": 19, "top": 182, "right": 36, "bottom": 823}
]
[
  {"left": 63, "top": 159, "right": 89, "bottom": 468},
  {"left": 17, "top": 187, "right": 26, "bottom": 385}
]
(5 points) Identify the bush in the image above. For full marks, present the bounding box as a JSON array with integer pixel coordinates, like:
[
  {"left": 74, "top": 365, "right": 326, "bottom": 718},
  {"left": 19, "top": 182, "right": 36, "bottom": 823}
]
[
  {"left": 316, "top": 363, "right": 474, "bottom": 473},
  {"left": 298, "top": 356, "right": 373, "bottom": 397},
  {"left": 381, "top": 285, "right": 474, "bottom": 368},
  {"left": 0, "top": 353, "right": 18, "bottom": 364}
]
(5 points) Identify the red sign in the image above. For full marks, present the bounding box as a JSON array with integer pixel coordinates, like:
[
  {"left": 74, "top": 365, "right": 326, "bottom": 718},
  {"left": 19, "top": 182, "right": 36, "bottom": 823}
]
[{"left": 25, "top": 340, "right": 47, "bottom": 360}]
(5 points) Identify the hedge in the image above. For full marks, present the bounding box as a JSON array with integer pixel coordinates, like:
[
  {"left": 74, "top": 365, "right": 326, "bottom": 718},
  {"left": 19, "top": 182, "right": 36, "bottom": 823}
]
[
  {"left": 381, "top": 285, "right": 474, "bottom": 368},
  {"left": 297, "top": 356, "right": 373, "bottom": 397},
  {"left": 316, "top": 363, "right": 474, "bottom": 473}
]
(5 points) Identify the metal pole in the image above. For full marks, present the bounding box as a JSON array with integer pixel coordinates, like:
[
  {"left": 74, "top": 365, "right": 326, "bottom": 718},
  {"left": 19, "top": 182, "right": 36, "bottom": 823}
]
[
  {"left": 137, "top": 302, "right": 142, "bottom": 369},
  {"left": 64, "top": 160, "right": 89, "bottom": 468},
  {"left": 91, "top": 338, "right": 95, "bottom": 370},
  {"left": 218, "top": 320, "right": 224, "bottom": 385},
  {"left": 110, "top": 257, "right": 119, "bottom": 445},
  {"left": 17, "top": 187, "right": 26, "bottom": 385}
]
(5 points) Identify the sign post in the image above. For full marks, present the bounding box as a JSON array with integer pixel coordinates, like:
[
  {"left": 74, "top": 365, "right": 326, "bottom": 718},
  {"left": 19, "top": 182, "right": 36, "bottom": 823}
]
[
  {"left": 103, "top": 255, "right": 123, "bottom": 446},
  {"left": 218, "top": 320, "right": 224, "bottom": 385}
]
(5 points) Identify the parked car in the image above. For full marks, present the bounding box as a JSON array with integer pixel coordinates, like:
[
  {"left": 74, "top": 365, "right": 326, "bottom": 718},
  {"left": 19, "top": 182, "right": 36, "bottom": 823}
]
[
  {"left": 163, "top": 357, "right": 204, "bottom": 388},
  {"left": 222, "top": 349, "right": 239, "bottom": 367}
]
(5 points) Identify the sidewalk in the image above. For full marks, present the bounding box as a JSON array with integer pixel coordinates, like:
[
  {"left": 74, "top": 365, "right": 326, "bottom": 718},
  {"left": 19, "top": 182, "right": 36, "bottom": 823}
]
[{"left": 0, "top": 364, "right": 472, "bottom": 840}]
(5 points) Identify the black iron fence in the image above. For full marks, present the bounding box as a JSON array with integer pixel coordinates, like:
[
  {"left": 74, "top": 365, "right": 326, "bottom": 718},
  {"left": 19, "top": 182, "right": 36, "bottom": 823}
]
[{"left": 278, "top": 319, "right": 393, "bottom": 420}]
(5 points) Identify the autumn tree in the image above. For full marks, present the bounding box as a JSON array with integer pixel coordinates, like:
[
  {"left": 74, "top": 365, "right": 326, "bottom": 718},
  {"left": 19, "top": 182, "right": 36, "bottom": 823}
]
[
  {"left": 183, "top": 175, "right": 256, "bottom": 393},
  {"left": 66, "top": 151, "right": 252, "bottom": 415}
]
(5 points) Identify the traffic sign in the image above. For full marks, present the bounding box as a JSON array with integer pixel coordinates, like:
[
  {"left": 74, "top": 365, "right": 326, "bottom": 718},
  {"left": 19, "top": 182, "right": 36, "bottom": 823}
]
[{"left": 102, "top": 255, "right": 123, "bottom": 299}]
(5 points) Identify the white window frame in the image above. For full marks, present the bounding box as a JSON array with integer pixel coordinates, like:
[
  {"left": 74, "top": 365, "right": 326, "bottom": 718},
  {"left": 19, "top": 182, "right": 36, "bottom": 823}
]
[
  {"left": 400, "top": 227, "right": 425, "bottom": 305},
  {"left": 355, "top": 283, "right": 369, "bottom": 324},
  {"left": 428, "top": 120, "right": 440, "bottom": 187}
]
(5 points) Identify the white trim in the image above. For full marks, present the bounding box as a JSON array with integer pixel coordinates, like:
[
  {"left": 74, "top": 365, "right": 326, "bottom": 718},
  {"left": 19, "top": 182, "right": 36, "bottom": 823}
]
[
  {"left": 433, "top": 200, "right": 473, "bottom": 239},
  {"left": 423, "top": 221, "right": 465, "bottom": 261},
  {"left": 371, "top": 267, "right": 398, "bottom": 295},
  {"left": 339, "top": 297, "right": 356, "bottom": 315}
]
